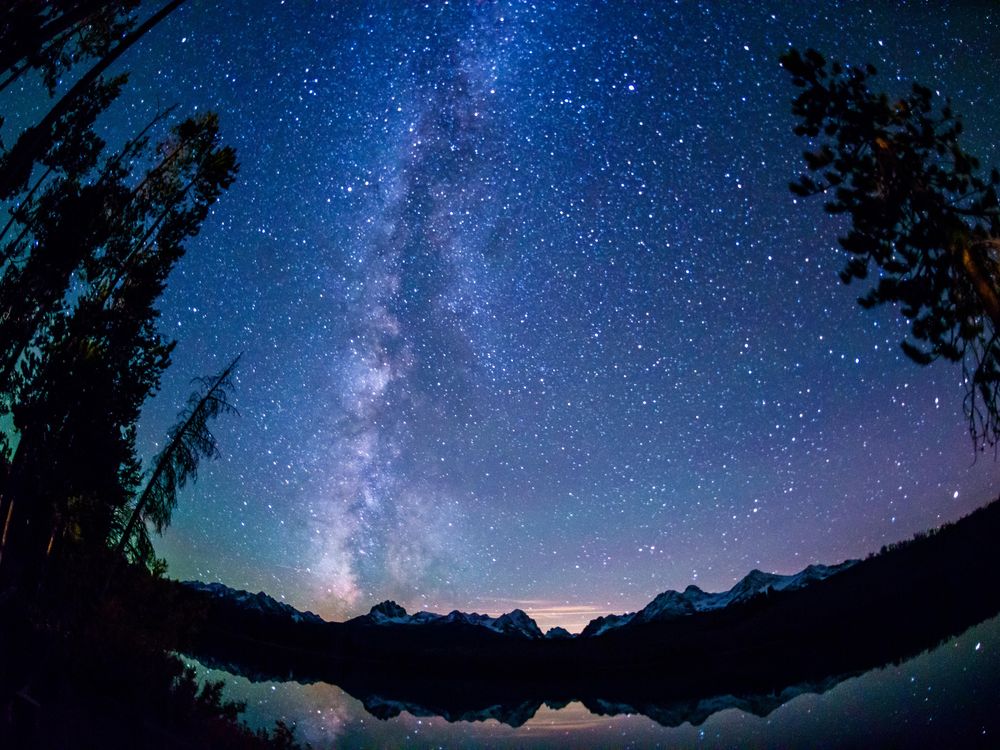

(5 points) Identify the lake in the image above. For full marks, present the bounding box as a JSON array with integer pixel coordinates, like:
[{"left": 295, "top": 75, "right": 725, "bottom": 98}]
[{"left": 187, "top": 614, "right": 1000, "bottom": 748}]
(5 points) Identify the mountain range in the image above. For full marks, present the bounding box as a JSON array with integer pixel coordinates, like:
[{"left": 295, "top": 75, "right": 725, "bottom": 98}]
[
  {"left": 183, "top": 558, "right": 857, "bottom": 640},
  {"left": 580, "top": 560, "right": 857, "bottom": 636},
  {"left": 176, "top": 497, "right": 1000, "bottom": 729},
  {"left": 183, "top": 580, "right": 325, "bottom": 625},
  {"left": 349, "top": 599, "right": 548, "bottom": 639}
]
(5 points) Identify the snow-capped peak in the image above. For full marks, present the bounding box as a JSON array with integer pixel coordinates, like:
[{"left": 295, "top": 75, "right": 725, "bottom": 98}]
[
  {"left": 353, "top": 603, "right": 544, "bottom": 639},
  {"left": 581, "top": 559, "right": 857, "bottom": 637},
  {"left": 182, "top": 580, "right": 325, "bottom": 625},
  {"left": 367, "top": 600, "right": 410, "bottom": 623},
  {"left": 490, "top": 609, "right": 544, "bottom": 639}
]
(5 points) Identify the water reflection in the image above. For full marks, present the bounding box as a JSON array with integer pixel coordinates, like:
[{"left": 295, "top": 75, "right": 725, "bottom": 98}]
[{"left": 188, "top": 615, "right": 1000, "bottom": 748}]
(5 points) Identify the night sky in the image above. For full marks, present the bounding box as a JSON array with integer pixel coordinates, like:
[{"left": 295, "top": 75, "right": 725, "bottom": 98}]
[{"left": 75, "top": 1, "right": 1000, "bottom": 632}]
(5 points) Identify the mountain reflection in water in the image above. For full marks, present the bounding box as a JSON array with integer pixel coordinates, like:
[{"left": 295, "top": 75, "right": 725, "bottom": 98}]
[{"left": 187, "top": 614, "right": 1000, "bottom": 748}]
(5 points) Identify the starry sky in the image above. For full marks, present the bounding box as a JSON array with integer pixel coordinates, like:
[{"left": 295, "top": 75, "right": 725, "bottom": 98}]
[{"left": 73, "top": 0, "right": 1000, "bottom": 632}]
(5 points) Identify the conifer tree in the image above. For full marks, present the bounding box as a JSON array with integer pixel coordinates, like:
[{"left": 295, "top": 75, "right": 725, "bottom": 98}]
[
  {"left": 782, "top": 48, "right": 1000, "bottom": 447},
  {"left": 0, "top": 1, "right": 142, "bottom": 95},
  {"left": 114, "top": 354, "right": 241, "bottom": 569},
  {"left": 0, "top": 115, "right": 237, "bottom": 585},
  {"left": 0, "top": 0, "right": 186, "bottom": 198},
  {"left": 0, "top": 1, "right": 238, "bottom": 592}
]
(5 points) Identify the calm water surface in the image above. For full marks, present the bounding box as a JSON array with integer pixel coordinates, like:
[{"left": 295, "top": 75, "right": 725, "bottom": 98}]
[{"left": 189, "top": 615, "right": 1000, "bottom": 748}]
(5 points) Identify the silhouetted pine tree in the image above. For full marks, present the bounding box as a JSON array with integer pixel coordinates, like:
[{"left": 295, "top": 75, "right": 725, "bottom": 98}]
[
  {"left": 0, "top": 74, "right": 129, "bottom": 388},
  {"left": 0, "top": 114, "right": 236, "bottom": 588},
  {"left": 4, "top": 248, "right": 174, "bottom": 576},
  {"left": 782, "top": 48, "right": 1000, "bottom": 447},
  {"left": 0, "top": 0, "right": 186, "bottom": 198},
  {"left": 0, "top": 1, "right": 142, "bottom": 95},
  {"left": 0, "top": 1, "right": 237, "bottom": 595},
  {"left": 114, "top": 354, "right": 241, "bottom": 570}
]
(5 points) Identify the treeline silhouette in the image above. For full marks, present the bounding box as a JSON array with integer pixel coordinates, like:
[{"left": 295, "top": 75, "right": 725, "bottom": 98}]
[
  {"left": 0, "top": 4, "right": 303, "bottom": 747},
  {"left": 0, "top": 0, "right": 237, "bottom": 599}
]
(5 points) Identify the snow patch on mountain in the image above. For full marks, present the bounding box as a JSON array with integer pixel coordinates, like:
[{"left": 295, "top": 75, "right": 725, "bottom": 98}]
[
  {"left": 352, "top": 601, "right": 545, "bottom": 639},
  {"left": 182, "top": 581, "right": 325, "bottom": 625},
  {"left": 581, "top": 559, "right": 858, "bottom": 637},
  {"left": 183, "top": 560, "right": 857, "bottom": 641}
]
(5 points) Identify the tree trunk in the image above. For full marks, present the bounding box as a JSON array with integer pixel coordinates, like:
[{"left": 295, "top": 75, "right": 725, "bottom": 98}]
[
  {"left": 0, "top": 1, "right": 106, "bottom": 76},
  {"left": 959, "top": 241, "right": 1000, "bottom": 334},
  {"left": 0, "top": 495, "right": 15, "bottom": 566},
  {"left": 0, "top": 0, "right": 186, "bottom": 198}
]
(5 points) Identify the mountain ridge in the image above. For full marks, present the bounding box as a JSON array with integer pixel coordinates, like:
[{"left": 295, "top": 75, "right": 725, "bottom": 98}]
[
  {"left": 182, "top": 558, "right": 857, "bottom": 639},
  {"left": 181, "top": 580, "right": 324, "bottom": 625},
  {"left": 348, "top": 600, "right": 546, "bottom": 639},
  {"left": 177, "top": 496, "right": 1000, "bottom": 712},
  {"left": 580, "top": 560, "right": 857, "bottom": 636}
]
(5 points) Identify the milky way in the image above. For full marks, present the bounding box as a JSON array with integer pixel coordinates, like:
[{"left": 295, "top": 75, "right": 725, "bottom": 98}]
[{"left": 73, "top": 1, "right": 1000, "bottom": 630}]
